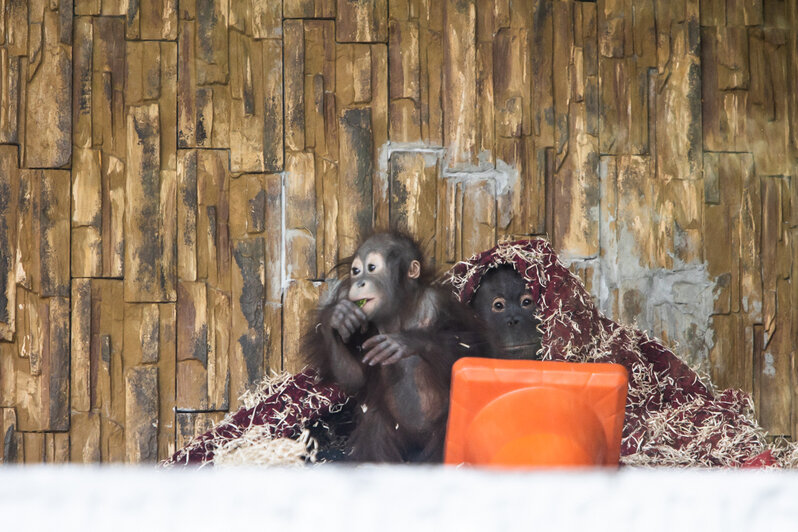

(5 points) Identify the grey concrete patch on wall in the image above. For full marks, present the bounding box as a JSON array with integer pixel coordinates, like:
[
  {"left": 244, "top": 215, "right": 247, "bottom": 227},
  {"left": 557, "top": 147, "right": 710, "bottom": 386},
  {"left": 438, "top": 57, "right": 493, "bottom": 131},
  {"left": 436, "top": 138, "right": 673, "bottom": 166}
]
[
  {"left": 377, "top": 141, "right": 520, "bottom": 236},
  {"left": 565, "top": 156, "right": 718, "bottom": 372},
  {"left": 378, "top": 141, "right": 717, "bottom": 371},
  {"left": 567, "top": 253, "right": 717, "bottom": 373}
]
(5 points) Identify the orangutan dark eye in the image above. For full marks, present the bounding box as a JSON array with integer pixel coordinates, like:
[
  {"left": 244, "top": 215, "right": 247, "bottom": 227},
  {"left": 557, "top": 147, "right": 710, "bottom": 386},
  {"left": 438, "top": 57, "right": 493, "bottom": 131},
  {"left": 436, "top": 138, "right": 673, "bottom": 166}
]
[
  {"left": 492, "top": 298, "right": 505, "bottom": 312},
  {"left": 352, "top": 267, "right": 361, "bottom": 276},
  {"left": 367, "top": 263, "right": 376, "bottom": 272},
  {"left": 521, "top": 297, "right": 532, "bottom": 307}
]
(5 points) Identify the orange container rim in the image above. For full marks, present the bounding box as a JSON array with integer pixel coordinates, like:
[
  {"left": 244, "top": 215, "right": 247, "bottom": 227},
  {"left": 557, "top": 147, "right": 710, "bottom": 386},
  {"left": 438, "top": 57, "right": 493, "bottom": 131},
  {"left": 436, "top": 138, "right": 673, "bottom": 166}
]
[{"left": 444, "top": 357, "right": 628, "bottom": 468}]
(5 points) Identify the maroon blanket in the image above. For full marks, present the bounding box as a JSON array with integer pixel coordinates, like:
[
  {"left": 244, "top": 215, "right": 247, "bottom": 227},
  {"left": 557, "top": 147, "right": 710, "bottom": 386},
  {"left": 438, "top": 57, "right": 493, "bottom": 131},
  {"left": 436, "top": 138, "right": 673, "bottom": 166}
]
[
  {"left": 165, "top": 371, "right": 347, "bottom": 466},
  {"left": 448, "top": 239, "right": 777, "bottom": 467},
  {"left": 166, "top": 239, "right": 781, "bottom": 467}
]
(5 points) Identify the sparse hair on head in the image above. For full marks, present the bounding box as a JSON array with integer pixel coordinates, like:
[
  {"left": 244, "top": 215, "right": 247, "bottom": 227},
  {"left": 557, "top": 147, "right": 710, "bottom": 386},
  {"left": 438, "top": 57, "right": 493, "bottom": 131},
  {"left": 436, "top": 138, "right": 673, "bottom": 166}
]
[
  {"left": 360, "top": 231, "right": 429, "bottom": 285},
  {"left": 327, "top": 230, "right": 428, "bottom": 282}
]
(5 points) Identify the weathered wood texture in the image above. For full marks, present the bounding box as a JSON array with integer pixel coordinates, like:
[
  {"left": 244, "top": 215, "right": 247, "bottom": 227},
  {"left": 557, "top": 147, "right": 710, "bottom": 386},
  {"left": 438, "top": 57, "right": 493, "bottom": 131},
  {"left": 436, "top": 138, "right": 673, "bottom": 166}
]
[{"left": 0, "top": 0, "right": 797, "bottom": 463}]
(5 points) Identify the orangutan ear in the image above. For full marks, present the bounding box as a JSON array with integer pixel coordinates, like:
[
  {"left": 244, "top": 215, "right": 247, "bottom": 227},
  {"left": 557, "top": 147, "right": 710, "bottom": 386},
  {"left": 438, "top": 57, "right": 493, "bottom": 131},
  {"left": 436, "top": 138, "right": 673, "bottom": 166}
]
[{"left": 407, "top": 260, "right": 421, "bottom": 279}]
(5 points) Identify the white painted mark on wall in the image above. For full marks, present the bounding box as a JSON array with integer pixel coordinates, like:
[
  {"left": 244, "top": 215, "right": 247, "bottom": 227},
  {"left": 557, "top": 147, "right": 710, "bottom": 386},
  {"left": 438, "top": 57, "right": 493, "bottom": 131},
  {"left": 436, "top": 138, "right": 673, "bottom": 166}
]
[{"left": 763, "top": 352, "right": 776, "bottom": 377}]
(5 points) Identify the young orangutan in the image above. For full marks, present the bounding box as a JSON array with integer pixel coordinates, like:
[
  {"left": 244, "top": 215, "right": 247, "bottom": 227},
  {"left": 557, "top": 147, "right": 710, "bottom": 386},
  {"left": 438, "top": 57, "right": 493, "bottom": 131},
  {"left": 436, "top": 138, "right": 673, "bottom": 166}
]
[
  {"left": 307, "top": 232, "right": 485, "bottom": 463},
  {"left": 470, "top": 265, "right": 543, "bottom": 360}
]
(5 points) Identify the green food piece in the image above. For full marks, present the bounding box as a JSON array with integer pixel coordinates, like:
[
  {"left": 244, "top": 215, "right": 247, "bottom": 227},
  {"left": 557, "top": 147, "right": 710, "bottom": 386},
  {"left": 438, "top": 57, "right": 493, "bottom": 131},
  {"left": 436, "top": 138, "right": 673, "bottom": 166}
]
[{"left": 356, "top": 298, "right": 367, "bottom": 308}]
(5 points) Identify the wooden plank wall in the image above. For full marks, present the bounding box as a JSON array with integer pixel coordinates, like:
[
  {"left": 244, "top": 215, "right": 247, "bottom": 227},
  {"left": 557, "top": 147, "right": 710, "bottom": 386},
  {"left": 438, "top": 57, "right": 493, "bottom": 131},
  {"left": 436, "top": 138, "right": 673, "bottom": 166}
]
[{"left": 0, "top": 0, "right": 797, "bottom": 463}]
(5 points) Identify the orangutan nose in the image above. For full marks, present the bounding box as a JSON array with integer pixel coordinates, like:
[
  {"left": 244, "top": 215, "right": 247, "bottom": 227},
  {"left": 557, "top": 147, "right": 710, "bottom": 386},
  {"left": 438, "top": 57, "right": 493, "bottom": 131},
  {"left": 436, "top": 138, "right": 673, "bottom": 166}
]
[{"left": 507, "top": 316, "right": 520, "bottom": 327}]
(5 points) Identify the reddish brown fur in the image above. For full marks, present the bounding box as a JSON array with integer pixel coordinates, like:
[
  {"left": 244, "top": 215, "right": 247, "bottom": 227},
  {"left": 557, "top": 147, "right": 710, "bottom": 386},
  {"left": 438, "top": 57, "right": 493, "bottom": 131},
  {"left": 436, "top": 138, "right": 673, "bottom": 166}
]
[{"left": 305, "top": 232, "right": 486, "bottom": 462}]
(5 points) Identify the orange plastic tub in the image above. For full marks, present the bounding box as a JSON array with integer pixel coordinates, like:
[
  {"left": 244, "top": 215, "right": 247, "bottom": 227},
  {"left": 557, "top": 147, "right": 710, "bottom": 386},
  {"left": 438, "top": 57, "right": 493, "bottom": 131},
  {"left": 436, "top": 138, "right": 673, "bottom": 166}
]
[{"left": 444, "top": 358, "right": 628, "bottom": 468}]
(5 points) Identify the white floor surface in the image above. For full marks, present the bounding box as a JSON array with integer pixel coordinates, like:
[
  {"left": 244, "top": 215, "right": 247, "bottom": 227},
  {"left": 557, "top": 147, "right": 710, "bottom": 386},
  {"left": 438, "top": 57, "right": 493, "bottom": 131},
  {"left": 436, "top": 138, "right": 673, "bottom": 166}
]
[{"left": 1, "top": 465, "right": 796, "bottom": 531}]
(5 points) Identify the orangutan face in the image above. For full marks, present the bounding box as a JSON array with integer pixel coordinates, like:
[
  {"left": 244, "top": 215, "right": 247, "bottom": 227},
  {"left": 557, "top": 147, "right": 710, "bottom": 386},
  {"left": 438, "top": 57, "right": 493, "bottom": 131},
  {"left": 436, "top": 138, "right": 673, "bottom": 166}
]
[{"left": 471, "top": 266, "right": 542, "bottom": 360}]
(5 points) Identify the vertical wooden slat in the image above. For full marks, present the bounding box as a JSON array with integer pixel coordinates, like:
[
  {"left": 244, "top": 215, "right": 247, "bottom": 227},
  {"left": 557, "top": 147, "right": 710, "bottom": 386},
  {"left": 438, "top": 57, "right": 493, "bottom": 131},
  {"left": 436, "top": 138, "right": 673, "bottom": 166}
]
[
  {"left": 125, "top": 365, "right": 159, "bottom": 462},
  {"left": 196, "top": 150, "right": 231, "bottom": 288},
  {"left": 207, "top": 288, "right": 230, "bottom": 411},
  {"left": 177, "top": 281, "right": 209, "bottom": 410},
  {"left": 703, "top": 153, "right": 746, "bottom": 317},
  {"left": 284, "top": 20, "right": 305, "bottom": 153},
  {"left": 0, "top": 51, "right": 22, "bottom": 144},
  {"left": 476, "top": 0, "right": 497, "bottom": 161},
  {"left": 264, "top": 174, "right": 283, "bottom": 301},
  {"left": 160, "top": 41, "right": 178, "bottom": 173},
  {"left": 528, "top": 0, "right": 554, "bottom": 147},
  {"left": 11, "top": 168, "right": 71, "bottom": 434},
  {"left": 460, "top": 179, "right": 496, "bottom": 260},
  {"left": 550, "top": 1, "right": 601, "bottom": 258},
  {"left": 47, "top": 296, "right": 70, "bottom": 431},
  {"left": 71, "top": 148, "right": 103, "bottom": 277},
  {"left": 420, "top": 0, "right": 444, "bottom": 146},
  {"left": 338, "top": 108, "right": 375, "bottom": 257},
  {"left": 177, "top": 7, "right": 198, "bottom": 148},
  {"left": 337, "top": 0, "right": 388, "bottom": 43},
  {"left": 304, "top": 21, "right": 336, "bottom": 159},
  {"left": 788, "top": 3, "right": 798, "bottom": 155},
  {"left": 0, "top": 407, "right": 22, "bottom": 463},
  {"left": 443, "top": 0, "right": 477, "bottom": 169},
  {"left": 756, "top": 216, "right": 792, "bottom": 438},
  {"left": 389, "top": 151, "right": 438, "bottom": 243},
  {"left": 102, "top": 155, "right": 126, "bottom": 278},
  {"left": 283, "top": 280, "right": 323, "bottom": 373},
  {"left": 264, "top": 173, "right": 284, "bottom": 373},
  {"left": 45, "top": 432, "right": 70, "bottom": 463},
  {"left": 23, "top": 432, "right": 45, "bottom": 463},
  {"left": 227, "top": 31, "right": 277, "bottom": 174},
  {"left": 230, "top": 238, "right": 265, "bottom": 406},
  {"left": 654, "top": 2, "right": 702, "bottom": 182},
  {"left": 71, "top": 279, "right": 91, "bottom": 412},
  {"left": 0, "top": 343, "right": 15, "bottom": 409},
  {"left": 90, "top": 279, "right": 125, "bottom": 461},
  {"left": 388, "top": 11, "right": 421, "bottom": 142},
  {"left": 320, "top": 158, "right": 340, "bottom": 277},
  {"left": 748, "top": 28, "right": 790, "bottom": 176},
  {"left": 493, "top": 28, "right": 529, "bottom": 140},
  {"left": 157, "top": 303, "right": 177, "bottom": 459},
  {"left": 305, "top": 21, "right": 337, "bottom": 275},
  {"left": 16, "top": 170, "right": 40, "bottom": 295},
  {"left": 178, "top": 150, "right": 199, "bottom": 282},
  {"left": 598, "top": 0, "right": 656, "bottom": 157},
  {"left": 285, "top": 152, "right": 317, "bottom": 279},
  {"left": 792, "top": 225, "right": 798, "bottom": 439},
  {"left": 14, "top": 295, "right": 70, "bottom": 431},
  {"left": 125, "top": 104, "right": 176, "bottom": 303},
  {"left": 761, "top": 177, "right": 780, "bottom": 339},
  {"left": 24, "top": 7, "right": 71, "bottom": 168},
  {"left": 126, "top": 0, "right": 177, "bottom": 41},
  {"left": 739, "top": 172, "right": 763, "bottom": 320},
  {"left": 68, "top": 411, "right": 100, "bottom": 463},
  {"left": 701, "top": 25, "right": 748, "bottom": 152},
  {"left": 73, "top": 16, "right": 93, "bottom": 149},
  {"left": 92, "top": 17, "right": 126, "bottom": 160},
  {"left": 40, "top": 171, "right": 71, "bottom": 298},
  {"left": 264, "top": 38, "right": 285, "bottom": 172},
  {"left": 370, "top": 44, "right": 390, "bottom": 231},
  {"left": 0, "top": 146, "right": 18, "bottom": 341},
  {"left": 194, "top": 0, "right": 228, "bottom": 86}
]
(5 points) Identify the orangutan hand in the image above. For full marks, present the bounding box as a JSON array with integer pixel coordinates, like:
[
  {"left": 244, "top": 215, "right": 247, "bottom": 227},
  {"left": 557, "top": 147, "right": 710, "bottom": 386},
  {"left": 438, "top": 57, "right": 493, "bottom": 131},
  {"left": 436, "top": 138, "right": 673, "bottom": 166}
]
[{"left": 361, "top": 334, "right": 416, "bottom": 366}]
